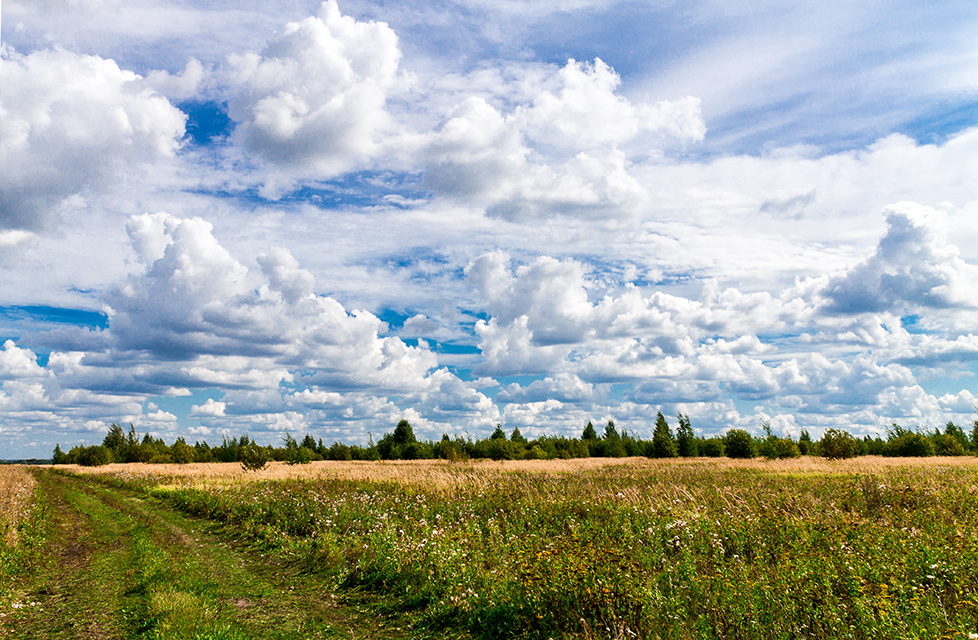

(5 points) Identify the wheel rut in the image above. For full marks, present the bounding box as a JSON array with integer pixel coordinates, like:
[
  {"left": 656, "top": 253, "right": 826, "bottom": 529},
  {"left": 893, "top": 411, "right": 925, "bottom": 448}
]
[{"left": 3, "top": 470, "right": 413, "bottom": 640}]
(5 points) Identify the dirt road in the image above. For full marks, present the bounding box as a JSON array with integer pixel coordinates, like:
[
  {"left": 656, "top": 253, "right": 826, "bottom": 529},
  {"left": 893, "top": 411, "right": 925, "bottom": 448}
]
[{"left": 2, "top": 470, "right": 411, "bottom": 640}]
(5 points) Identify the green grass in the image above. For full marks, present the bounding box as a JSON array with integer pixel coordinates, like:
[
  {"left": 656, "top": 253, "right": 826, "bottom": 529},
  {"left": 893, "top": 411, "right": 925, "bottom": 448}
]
[
  {"left": 70, "top": 460, "right": 978, "bottom": 639},
  {"left": 1, "top": 471, "right": 412, "bottom": 639},
  {"left": 8, "top": 460, "right": 978, "bottom": 638}
]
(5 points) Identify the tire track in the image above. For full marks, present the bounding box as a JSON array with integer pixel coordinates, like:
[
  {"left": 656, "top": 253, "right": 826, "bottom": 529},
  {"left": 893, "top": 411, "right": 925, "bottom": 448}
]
[{"left": 4, "top": 470, "right": 413, "bottom": 640}]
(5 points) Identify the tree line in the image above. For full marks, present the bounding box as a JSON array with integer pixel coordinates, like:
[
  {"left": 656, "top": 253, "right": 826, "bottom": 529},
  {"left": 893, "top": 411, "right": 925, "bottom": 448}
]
[{"left": 51, "top": 413, "right": 978, "bottom": 468}]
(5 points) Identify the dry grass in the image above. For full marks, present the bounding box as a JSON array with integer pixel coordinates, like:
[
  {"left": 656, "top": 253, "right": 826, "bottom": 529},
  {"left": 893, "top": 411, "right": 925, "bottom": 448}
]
[
  {"left": 0, "top": 466, "right": 36, "bottom": 548},
  {"left": 59, "top": 454, "right": 978, "bottom": 494}
]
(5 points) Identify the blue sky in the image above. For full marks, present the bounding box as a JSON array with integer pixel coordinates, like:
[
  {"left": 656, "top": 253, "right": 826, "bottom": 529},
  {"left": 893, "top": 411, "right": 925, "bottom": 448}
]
[{"left": 2, "top": 0, "right": 978, "bottom": 458}]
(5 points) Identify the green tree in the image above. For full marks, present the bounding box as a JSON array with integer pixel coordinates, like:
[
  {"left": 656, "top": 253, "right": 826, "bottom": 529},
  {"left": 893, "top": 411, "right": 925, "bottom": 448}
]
[
  {"left": 300, "top": 434, "right": 318, "bottom": 451},
  {"left": 650, "top": 412, "right": 677, "bottom": 458},
  {"left": 582, "top": 421, "right": 598, "bottom": 441},
  {"left": 170, "top": 437, "right": 195, "bottom": 464},
  {"left": 329, "top": 442, "right": 353, "bottom": 461},
  {"left": 103, "top": 423, "right": 126, "bottom": 459},
  {"left": 602, "top": 420, "right": 625, "bottom": 458},
  {"left": 239, "top": 441, "right": 269, "bottom": 471},
  {"left": 52, "top": 443, "right": 68, "bottom": 465},
  {"left": 282, "top": 430, "right": 312, "bottom": 465},
  {"left": 510, "top": 426, "right": 527, "bottom": 444},
  {"left": 392, "top": 419, "right": 417, "bottom": 445},
  {"left": 490, "top": 424, "right": 507, "bottom": 440},
  {"left": 699, "top": 437, "right": 725, "bottom": 457},
  {"left": 378, "top": 419, "right": 418, "bottom": 459},
  {"left": 944, "top": 421, "right": 970, "bottom": 453},
  {"left": 724, "top": 429, "right": 755, "bottom": 459},
  {"left": 676, "top": 413, "right": 697, "bottom": 457},
  {"left": 77, "top": 445, "right": 113, "bottom": 467},
  {"left": 759, "top": 422, "right": 800, "bottom": 460},
  {"left": 819, "top": 428, "right": 859, "bottom": 460},
  {"left": 885, "top": 424, "right": 934, "bottom": 457},
  {"left": 798, "top": 429, "right": 813, "bottom": 455}
]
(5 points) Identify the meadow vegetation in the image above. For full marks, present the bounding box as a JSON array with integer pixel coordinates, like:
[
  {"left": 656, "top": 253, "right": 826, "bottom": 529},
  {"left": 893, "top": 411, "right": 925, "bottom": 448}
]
[
  {"left": 0, "top": 466, "right": 43, "bottom": 612},
  {"left": 53, "top": 456, "right": 978, "bottom": 640}
]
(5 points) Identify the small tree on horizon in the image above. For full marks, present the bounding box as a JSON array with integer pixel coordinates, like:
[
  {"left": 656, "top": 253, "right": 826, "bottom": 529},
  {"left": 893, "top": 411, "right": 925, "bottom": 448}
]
[
  {"left": 392, "top": 419, "right": 417, "bottom": 445},
  {"left": 676, "top": 413, "right": 697, "bottom": 457},
  {"left": 651, "top": 412, "right": 677, "bottom": 458},
  {"left": 582, "top": 421, "right": 598, "bottom": 441},
  {"left": 510, "top": 426, "right": 527, "bottom": 444},
  {"left": 724, "top": 429, "right": 755, "bottom": 459}
]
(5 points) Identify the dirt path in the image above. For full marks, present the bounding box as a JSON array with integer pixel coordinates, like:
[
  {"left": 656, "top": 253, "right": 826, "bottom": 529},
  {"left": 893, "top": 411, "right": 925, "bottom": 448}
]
[{"left": 2, "top": 470, "right": 412, "bottom": 640}]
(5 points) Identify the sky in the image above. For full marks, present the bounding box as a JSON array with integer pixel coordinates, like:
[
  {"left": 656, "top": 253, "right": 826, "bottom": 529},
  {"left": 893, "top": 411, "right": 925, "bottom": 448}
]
[{"left": 2, "top": 1, "right": 978, "bottom": 458}]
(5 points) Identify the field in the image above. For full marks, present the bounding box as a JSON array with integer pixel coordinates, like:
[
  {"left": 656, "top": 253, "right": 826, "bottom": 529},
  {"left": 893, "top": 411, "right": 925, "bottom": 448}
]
[{"left": 3, "top": 456, "right": 978, "bottom": 639}]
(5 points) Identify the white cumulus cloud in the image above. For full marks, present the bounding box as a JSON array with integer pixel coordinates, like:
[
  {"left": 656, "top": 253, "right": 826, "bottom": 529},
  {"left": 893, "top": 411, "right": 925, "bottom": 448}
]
[{"left": 0, "top": 48, "right": 186, "bottom": 230}]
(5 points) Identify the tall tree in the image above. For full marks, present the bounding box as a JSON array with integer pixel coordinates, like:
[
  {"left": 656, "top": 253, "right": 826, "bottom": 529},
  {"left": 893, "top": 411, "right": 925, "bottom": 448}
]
[
  {"left": 103, "top": 423, "right": 126, "bottom": 455},
  {"left": 582, "top": 421, "right": 598, "bottom": 441},
  {"left": 392, "top": 419, "right": 417, "bottom": 445},
  {"left": 651, "top": 412, "right": 677, "bottom": 458},
  {"left": 676, "top": 413, "right": 696, "bottom": 457}
]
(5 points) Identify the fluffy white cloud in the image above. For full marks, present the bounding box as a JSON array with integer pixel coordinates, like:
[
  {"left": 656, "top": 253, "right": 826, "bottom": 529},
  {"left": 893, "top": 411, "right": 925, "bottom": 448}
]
[
  {"left": 190, "top": 398, "right": 226, "bottom": 417},
  {"left": 513, "top": 58, "right": 704, "bottom": 152},
  {"left": 821, "top": 202, "right": 978, "bottom": 313},
  {"left": 226, "top": 0, "right": 401, "bottom": 191},
  {"left": 102, "top": 213, "right": 440, "bottom": 393},
  {"left": 418, "top": 58, "right": 704, "bottom": 219},
  {"left": 0, "top": 48, "right": 186, "bottom": 230},
  {"left": 461, "top": 221, "right": 978, "bottom": 435},
  {"left": 6, "top": 211, "right": 500, "bottom": 445}
]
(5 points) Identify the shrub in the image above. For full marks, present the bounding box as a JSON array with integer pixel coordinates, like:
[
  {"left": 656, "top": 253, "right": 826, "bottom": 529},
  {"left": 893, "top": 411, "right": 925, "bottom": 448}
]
[
  {"left": 885, "top": 424, "right": 934, "bottom": 457},
  {"left": 934, "top": 434, "right": 965, "bottom": 456},
  {"left": 239, "top": 442, "right": 269, "bottom": 471},
  {"left": 699, "top": 437, "right": 725, "bottom": 457},
  {"left": 77, "top": 445, "right": 113, "bottom": 467},
  {"left": 819, "top": 428, "right": 860, "bottom": 460},
  {"left": 723, "top": 429, "right": 755, "bottom": 459},
  {"left": 170, "top": 438, "right": 195, "bottom": 464}
]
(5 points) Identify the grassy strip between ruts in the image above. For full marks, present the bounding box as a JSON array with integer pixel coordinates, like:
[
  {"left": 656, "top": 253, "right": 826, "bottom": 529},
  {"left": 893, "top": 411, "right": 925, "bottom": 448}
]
[
  {"left": 1, "top": 470, "right": 415, "bottom": 640},
  {"left": 67, "top": 456, "right": 978, "bottom": 640}
]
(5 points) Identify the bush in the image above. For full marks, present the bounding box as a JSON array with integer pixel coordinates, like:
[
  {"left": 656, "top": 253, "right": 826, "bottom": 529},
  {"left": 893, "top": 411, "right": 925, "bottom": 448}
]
[
  {"left": 723, "top": 429, "right": 755, "bottom": 459},
  {"left": 699, "top": 437, "right": 725, "bottom": 457},
  {"left": 819, "top": 429, "right": 860, "bottom": 460},
  {"left": 77, "top": 445, "right": 113, "bottom": 467},
  {"left": 239, "top": 442, "right": 269, "bottom": 471},
  {"left": 934, "top": 434, "right": 965, "bottom": 456},
  {"left": 526, "top": 445, "right": 550, "bottom": 460},
  {"left": 170, "top": 438, "right": 195, "bottom": 464},
  {"left": 885, "top": 425, "right": 934, "bottom": 457}
]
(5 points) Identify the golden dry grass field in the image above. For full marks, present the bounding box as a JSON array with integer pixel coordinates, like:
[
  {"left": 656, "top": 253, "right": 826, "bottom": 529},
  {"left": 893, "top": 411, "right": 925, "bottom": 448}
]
[{"left": 0, "top": 466, "right": 35, "bottom": 549}]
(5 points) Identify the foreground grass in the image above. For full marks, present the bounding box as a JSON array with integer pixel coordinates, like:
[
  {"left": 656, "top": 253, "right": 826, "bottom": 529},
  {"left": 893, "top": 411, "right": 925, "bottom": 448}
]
[
  {"left": 1, "top": 470, "right": 413, "bottom": 639},
  {"left": 58, "top": 456, "right": 978, "bottom": 639},
  {"left": 0, "top": 466, "right": 43, "bottom": 615}
]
